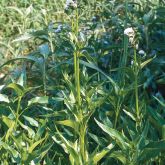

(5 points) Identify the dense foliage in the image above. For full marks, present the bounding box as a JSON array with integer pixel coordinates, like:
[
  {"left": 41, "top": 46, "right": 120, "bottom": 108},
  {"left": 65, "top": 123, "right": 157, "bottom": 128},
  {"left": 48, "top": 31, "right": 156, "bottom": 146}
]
[{"left": 0, "top": 0, "right": 165, "bottom": 164}]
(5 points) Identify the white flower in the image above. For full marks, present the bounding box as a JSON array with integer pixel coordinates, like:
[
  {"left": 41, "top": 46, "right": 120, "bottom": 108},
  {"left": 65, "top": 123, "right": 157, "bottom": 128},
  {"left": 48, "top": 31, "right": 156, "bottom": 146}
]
[
  {"left": 124, "top": 27, "right": 135, "bottom": 37},
  {"left": 65, "top": 0, "right": 77, "bottom": 10},
  {"left": 138, "top": 50, "right": 145, "bottom": 55},
  {"left": 124, "top": 27, "right": 135, "bottom": 45}
]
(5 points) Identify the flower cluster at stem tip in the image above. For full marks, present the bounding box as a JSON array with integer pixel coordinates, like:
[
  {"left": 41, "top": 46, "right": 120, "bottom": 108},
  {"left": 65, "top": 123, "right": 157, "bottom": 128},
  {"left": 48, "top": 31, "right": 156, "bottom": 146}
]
[
  {"left": 65, "top": 0, "right": 77, "bottom": 10},
  {"left": 124, "top": 27, "right": 135, "bottom": 45}
]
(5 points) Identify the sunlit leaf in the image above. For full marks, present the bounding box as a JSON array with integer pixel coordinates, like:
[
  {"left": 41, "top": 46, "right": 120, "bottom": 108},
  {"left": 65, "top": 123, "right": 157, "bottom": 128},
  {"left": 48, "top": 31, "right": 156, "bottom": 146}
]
[
  {"left": 28, "top": 96, "right": 49, "bottom": 106},
  {"left": 93, "top": 143, "right": 115, "bottom": 164},
  {"left": 95, "top": 119, "right": 130, "bottom": 150},
  {"left": 0, "top": 94, "right": 9, "bottom": 103},
  {"left": 23, "top": 115, "right": 39, "bottom": 127}
]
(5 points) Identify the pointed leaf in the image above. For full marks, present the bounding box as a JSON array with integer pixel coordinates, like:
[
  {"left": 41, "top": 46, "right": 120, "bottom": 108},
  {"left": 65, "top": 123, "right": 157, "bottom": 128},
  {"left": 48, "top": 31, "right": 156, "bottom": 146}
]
[
  {"left": 138, "top": 140, "right": 165, "bottom": 163},
  {"left": 28, "top": 96, "right": 49, "bottom": 106},
  {"left": 23, "top": 115, "right": 39, "bottom": 127},
  {"left": 95, "top": 119, "right": 130, "bottom": 150},
  {"left": 7, "top": 83, "right": 24, "bottom": 96},
  {"left": 93, "top": 143, "right": 115, "bottom": 164},
  {"left": 19, "top": 121, "right": 35, "bottom": 138},
  {"left": 109, "top": 151, "right": 127, "bottom": 164},
  {"left": 140, "top": 56, "right": 155, "bottom": 69},
  {"left": 0, "top": 94, "right": 9, "bottom": 103},
  {"left": 28, "top": 137, "right": 46, "bottom": 153},
  {"left": 55, "top": 120, "right": 79, "bottom": 132}
]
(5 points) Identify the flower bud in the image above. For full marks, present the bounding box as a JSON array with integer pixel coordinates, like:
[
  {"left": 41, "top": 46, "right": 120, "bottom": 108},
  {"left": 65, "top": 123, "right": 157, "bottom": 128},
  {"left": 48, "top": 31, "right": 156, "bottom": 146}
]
[{"left": 124, "top": 27, "right": 135, "bottom": 45}]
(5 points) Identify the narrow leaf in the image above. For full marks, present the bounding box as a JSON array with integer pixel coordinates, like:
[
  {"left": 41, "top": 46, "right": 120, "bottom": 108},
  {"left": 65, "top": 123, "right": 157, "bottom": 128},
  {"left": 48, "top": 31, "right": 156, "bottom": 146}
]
[
  {"left": 95, "top": 119, "right": 130, "bottom": 150},
  {"left": 93, "top": 143, "right": 115, "bottom": 164},
  {"left": 23, "top": 115, "right": 39, "bottom": 127}
]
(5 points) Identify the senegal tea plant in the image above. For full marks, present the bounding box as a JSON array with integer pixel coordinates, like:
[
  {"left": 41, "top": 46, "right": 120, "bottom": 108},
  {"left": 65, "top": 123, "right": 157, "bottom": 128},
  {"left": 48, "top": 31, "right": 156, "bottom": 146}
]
[{"left": 0, "top": 0, "right": 165, "bottom": 164}]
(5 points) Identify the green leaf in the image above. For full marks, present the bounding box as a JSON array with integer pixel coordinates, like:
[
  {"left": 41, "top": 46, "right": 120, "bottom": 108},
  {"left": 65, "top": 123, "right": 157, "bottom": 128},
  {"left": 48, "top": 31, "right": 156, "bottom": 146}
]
[
  {"left": 53, "top": 127, "right": 82, "bottom": 164},
  {"left": 95, "top": 119, "right": 130, "bottom": 150},
  {"left": 162, "top": 125, "right": 165, "bottom": 140},
  {"left": 148, "top": 107, "right": 165, "bottom": 126},
  {"left": 138, "top": 121, "right": 150, "bottom": 150},
  {"left": 80, "top": 60, "right": 119, "bottom": 93},
  {"left": 140, "top": 57, "right": 155, "bottom": 69},
  {"left": 123, "top": 109, "right": 136, "bottom": 121},
  {"left": 2, "top": 116, "right": 15, "bottom": 141},
  {"left": 12, "top": 33, "right": 33, "bottom": 42},
  {"left": 55, "top": 120, "right": 79, "bottom": 133},
  {"left": 153, "top": 96, "right": 165, "bottom": 107},
  {"left": 0, "top": 140, "right": 19, "bottom": 159},
  {"left": 7, "top": 83, "right": 24, "bottom": 96},
  {"left": 93, "top": 143, "right": 115, "bottom": 164},
  {"left": 0, "top": 56, "right": 39, "bottom": 70},
  {"left": 138, "top": 140, "right": 165, "bottom": 163},
  {"left": 0, "top": 94, "right": 9, "bottom": 103},
  {"left": 2, "top": 115, "right": 15, "bottom": 128},
  {"left": 89, "top": 133, "right": 106, "bottom": 146},
  {"left": 19, "top": 121, "right": 35, "bottom": 138},
  {"left": 25, "top": 4, "right": 33, "bottom": 16},
  {"left": 28, "top": 96, "right": 49, "bottom": 106},
  {"left": 23, "top": 115, "right": 39, "bottom": 127},
  {"left": 109, "top": 151, "right": 127, "bottom": 164},
  {"left": 6, "top": 6, "right": 24, "bottom": 16},
  {"left": 28, "top": 136, "right": 46, "bottom": 153}
]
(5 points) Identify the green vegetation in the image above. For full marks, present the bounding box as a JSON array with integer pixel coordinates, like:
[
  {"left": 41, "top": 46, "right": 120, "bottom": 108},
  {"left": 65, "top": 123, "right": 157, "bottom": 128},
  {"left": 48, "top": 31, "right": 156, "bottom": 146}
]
[{"left": 0, "top": 0, "right": 165, "bottom": 164}]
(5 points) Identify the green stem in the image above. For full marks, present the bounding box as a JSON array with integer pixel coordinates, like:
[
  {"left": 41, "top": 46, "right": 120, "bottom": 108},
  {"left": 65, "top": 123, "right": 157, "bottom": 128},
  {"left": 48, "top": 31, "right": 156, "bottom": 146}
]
[
  {"left": 43, "top": 58, "right": 47, "bottom": 96},
  {"left": 134, "top": 48, "right": 140, "bottom": 122},
  {"left": 49, "top": 32, "right": 55, "bottom": 62},
  {"left": 144, "top": 26, "right": 149, "bottom": 51},
  {"left": 114, "top": 99, "right": 121, "bottom": 128},
  {"left": 74, "top": 8, "right": 81, "bottom": 109},
  {"left": 118, "top": 34, "right": 128, "bottom": 86},
  {"left": 73, "top": 8, "right": 86, "bottom": 163},
  {"left": 15, "top": 97, "right": 22, "bottom": 129},
  {"left": 123, "top": 36, "right": 129, "bottom": 67},
  {"left": 80, "top": 123, "right": 86, "bottom": 162}
]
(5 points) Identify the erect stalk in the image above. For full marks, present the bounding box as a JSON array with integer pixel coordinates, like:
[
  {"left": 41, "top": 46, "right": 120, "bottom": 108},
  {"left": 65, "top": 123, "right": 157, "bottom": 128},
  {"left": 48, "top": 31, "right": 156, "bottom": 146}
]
[
  {"left": 43, "top": 58, "right": 47, "bottom": 96},
  {"left": 73, "top": 7, "right": 87, "bottom": 162},
  {"left": 80, "top": 123, "right": 87, "bottom": 162},
  {"left": 75, "top": 8, "right": 81, "bottom": 109},
  {"left": 49, "top": 32, "right": 55, "bottom": 62},
  {"left": 15, "top": 96, "right": 22, "bottom": 129},
  {"left": 133, "top": 48, "right": 140, "bottom": 123},
  {"left": 119, "top": 35, "right": 128, "bottom": 84},
  {"left": 122, "top": 0, "right": 129, "bottom": 68},
  {"left": 114, "top": 99, "right": 121, "bottom": 129}
]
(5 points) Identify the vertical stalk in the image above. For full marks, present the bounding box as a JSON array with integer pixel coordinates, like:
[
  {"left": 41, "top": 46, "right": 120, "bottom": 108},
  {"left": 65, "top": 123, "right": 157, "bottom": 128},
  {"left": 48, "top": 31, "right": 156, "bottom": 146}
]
[
  {"left": 118, "top": 0, "right": 128, "bottom": 83},
  {"left": 74, "top": 8, "right": 81, "bottom": 109},
  {"left": 49, "top": 32, "right": 55, "bottom": 62},
  {"left": 114, "top": 108, "right": 119, "bottom": 129},
  {"left": 80, "top": 123, "right": 86, "bottom": 162},
  {"left": 134, "top": 48, "right": 140, "bottom": 122},
  {"left": 114, "top": 99, "right": 121, "bottom": 128},
  {"left": 43, "top": 58, "right": 47, "bottom": 96},
  {"left": 73, "top": 8, "right": 86, "bottom": 162},
  {"left": 75, "top": 8, "right": 84, "bottom": 161},
  {"left": 15, "top": 97, "right": 22, "bottom": 129},
  {"left": 123, "top": 36, "right": 129, "bottom": 67},
  {"left": 118, "top": 35, "right": 128, "bottom": 84},
  {"left": 144, "top": 26, "right": 149, "bottom": 51}
]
